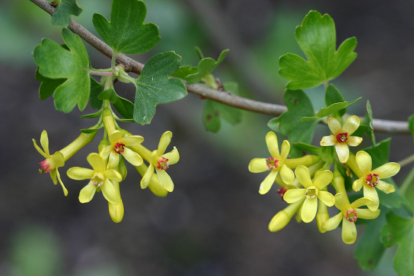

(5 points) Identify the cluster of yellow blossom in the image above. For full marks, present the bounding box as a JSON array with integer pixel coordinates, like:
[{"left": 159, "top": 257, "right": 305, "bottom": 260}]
[
  {"left": 249, "top": 116, "right": 400, "bottom": 244},
  {"left": 33, "top": 107, "right": 179, "bottom": 223}
]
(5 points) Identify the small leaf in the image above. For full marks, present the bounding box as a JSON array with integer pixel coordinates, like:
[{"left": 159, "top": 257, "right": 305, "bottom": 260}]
[
  {"left": 33, "top": 28, "right": 90, "bottom": 113},
  {"left": 35, "top": 68, "right": 65, "bottom": 101},
  {"left": 89, "top": 78, "right": 104, "bottom": 110},
  {"left": 51, "top": 0, "right": 82, "bottom": 27},
  {"left": 381, "top": 212, "right": 414, "bottom": 276},
  {"left": 354, "top": 209, "right": 388, "bottom": 270},
  {"left": 133, "top": 52, "right": 187, "bottom": 125},
  {"left": 80, "top": 128, "right": 99, "bottom": 133},
  {"left": 325, "top": 84, "right": 345, "bottom": 117},
  {"left": 353, "top": 100, "right": 375, "bottom": 144},
  {"left": 316, "top": 97, "right": 361, "bottom": 118},
  {"left": 98, "top": 89, "right": 118, "bottom": 103},
  {"left": 185, "top": 49, "right": 229, "bottom": 84},
  {"left": 172, "top": 65, "right": 198, "bottom": 79},
  {"left": 292, "top": 142, "right": 321, "bottom": 155},
  {"left": 80, "top": 111, "right": 101, "bottom": 119},
  {"left": 268, "top": 90, "right": 317, "bottom": 157},
  {"left": 203, "top": 100, "right": 221, "bottom": 132},
  {"left": 113, "top": 96, "right": 134, "bottom": 119},
  {"left": 195, "top": 46, "right": 204, "bottom": 60},
  {"left": 279, "top": 11, "right": 357, "bottom": 90},
  {"left": 93, "top": 0, "right": 160, "bottom": 54}
]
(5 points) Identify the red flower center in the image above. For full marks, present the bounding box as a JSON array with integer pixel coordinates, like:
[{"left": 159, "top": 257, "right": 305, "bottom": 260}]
[
  {"left": 114, "top": 142, "right": 125, "bottom": 154},
  {"left": 336, "top": 132, "right": 348, "bottom": 143},
  {"left": 277, "top": 187, "right": 287, "bottom": 201},
  {"left": 345, "top": 209, "right": 358, "bottom": 222},
  {"left": 266, "top": 157, "right": 279, "bottom": 170},
  {"left": 157, "top": 157, "right": 169, "bottom": 170},
  {"left": 39, "top": 159, "right": 54, "bottom": 173},
  {"left": 365, "top": 173, "right": 379, "bottom": 187}
]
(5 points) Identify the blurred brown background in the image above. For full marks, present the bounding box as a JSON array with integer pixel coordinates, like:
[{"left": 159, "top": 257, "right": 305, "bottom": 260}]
[{"left": 1, "top": 0, "right": 413, "bottom": 275}]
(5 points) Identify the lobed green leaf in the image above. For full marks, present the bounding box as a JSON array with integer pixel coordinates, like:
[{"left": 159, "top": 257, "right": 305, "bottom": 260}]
[{"left": 51, "top": 0, "right": 82, "bottom": 27}]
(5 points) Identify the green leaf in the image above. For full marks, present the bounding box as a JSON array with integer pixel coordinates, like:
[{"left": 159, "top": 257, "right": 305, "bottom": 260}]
[
  {"left": 172, "top": 65, "right": 198, "bottom": 79},
  {"left": 195, "top": 46, "right": 204, "bottom": 60},
  {"left": 134, "top": 52, "right": 187, "bottom": 125},
  {"left": 35, "top": 68, "right": 65, "bottom": 101},
  {"left": 33, "top": 28, "right": 90, "bottom": 113},
  {"left": 89, "top": 78, "right": 104, "bottom": 110},
  {"left": 320, "top": 146, "right": 334, "bottom": 164},
  {"left": 203, "top": 100, "right": 221, "bottom": 132},
  {"left": 408, "top": 115, "right": 414, "bottom": 142},
  {"left": 292, "top": 142, "right": 321, "bottom": 155},
  {"left": 185, "top": 49, "right": 229, "bottom": 84},
  {"left": 364, "top": 139, "right": 409, "bottom": 209},
  {"left": 113, "top": 96, "right": 134, "bottom": 119},
  {"left": 381, "top": 212, "right": 414, "bottom": 276},
  {"left": 354, "top": 209, "right": 388, "bottom": 270},
  {"left": 268, "top": 90, "right": 317, "bottom": 157},
  {"left": 325, "top": 84, "right": 345, "bottom": 117},
  {"left": 202, "top": 82, "right": 242, "bottom": 132},
  {"left": 316, "top": 97, "right": 361, "bottom": 118},
  {"left": 98, "top": 89, "right": 118, "bottom": 103},
  {"left": 80, "top": 111, "right": 101, "bottom": 119},
  {"left": 80, "top": 128, "right": 100, "bottom": 133},
  {"left": 93, "top": 0, "right": 160, "bottom": 54},
  {"left": 51, "top": 0, "right": 82, "bottom": 27},
  {"left": 279, "top": 11, "right": 357, "bottom": 90},
  {"left": 353, "top": 100, "right": 375, "bottom": 144}
]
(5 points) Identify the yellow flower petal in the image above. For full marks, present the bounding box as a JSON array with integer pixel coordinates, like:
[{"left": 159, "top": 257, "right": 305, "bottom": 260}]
[
  {"left": 283, "top": 188, "right": 306, "bottom": 203},
  {"left": 248, "top": 158, "right": 268, "bottom": 173},
  {"left": 156, "top": 168, "right": 174, "bottom": 192},
  {"left": 148, "top": 175, "right": 169, "bottom": 197},
  {"left": 327, "top": 117, "right": 341, "bottom": 134},
  {"left": 265, "top": 131, "right": 279, "bottom": 158},
  {"left": 119, "top": 135, "right": 144, "bottom": 146},
  {"left": 322, "top": 212, "right": 343, "bottom": 232},
  {"left": 259, "top": 170, "right": 278, "bottom": 194},
  {"left": 372, "top": 162, "right": 400, "bottom": 179},
  {"left": 376, "top": 181, "right": 395, "bottom": 194},
  {"left": 313, "top": 170, "right": 333, "bottom": 190},
  {"left": 122, "top": 147, "right": 143, "bottom": 166},
  {"left": 56, "top": 170, "right": 68, "bottom": 196},
  {"left": 342, "top": 218, "right": 357, "bottom": 244},
  {"left": 32, "top": 139, "right": 47, "bottom": 158},
  {"left": 87, "top": 153, "right": 105, "bottom": 172},
  {"left": 356, "top": 208, "right": 380, "bottom": 220},
  {"left": 364, "top": 185, "right": 379, "bottom": 211},
  {"left": 79, "top": 183, "right": 96, "bottom": 203},
  {"left": 163, "top": 146, "right": 180, "bottom": 165},
  {"left": 350, "top": 197, "right": 373, "bottom": 208},
  {"left": 50, "top": 169, "right": 58, "bottom": 184},
  {"left": 285, "top": 155, "right": 320, "bottom": 169},
  {"left": 334, "top": 193, "right": 350, "bottom": 210},
  {"left": 356, "top": 151, "right": 372, "bottom": 175},
  {"left": 317, "top": 201, "right": 329, "bottom": 233},
  {"left": 40, "top": 130, "right": 50, "bottom": 156},
  {"left": 67, "top": 167, "right": 95, "bottom": 180},
  {"left": 320, "top": 135, "right": 336, "bottom": 146},
  {"left": 280, "top": 140, "right": 290, "bottom": 160},
  {"left": 335, "top": 143, "right": 349, "bottom": 163},
  {"left": 100, "top": 145, "right": 111, "bottom": 161},
  {"left": 108, "top": 150, "right": 120, "bottom": 170},
  {"left": 347, "top": 136, "right": 362, "bottom": 147},
  {"left": 342, "top": 115, "right": 360, "bottom": 135},
  {"left": 268, "top": 199, "right": 303, "bottom": 232},
  {"left": 301, "top": 197, "right": 318, "bottom": 223},
  {"left": 104, "top": 169, "right": 122, "bottom": 182},
  {"left": 52, "top": 151, "right": 65, "bottom": 167},
  {"left": 280, "top": 164, "right": 294, "bottom": 184},
  {"left": 295, "top": 165, "right": 312, "bottom": 188},
  {"left": 101, "top": 179, "right": 121, "bottom": 204},
  {"left": 109, "top": 200, "right": 124, "bottom": 223},
  {"left": 158, "top": 131, "right": 172, "bottom": 155},
  {"left": 318, "top": 191, "right": 335, "bottom": 207},
  {"left": 353, "top": 178, "right": 364, "bottom": 192},
  {"left": 140, "top": 164, "right": 154, "bottom": 189},
  {"left": 108, "top": 130, "right": 123, "bottom": 144}
]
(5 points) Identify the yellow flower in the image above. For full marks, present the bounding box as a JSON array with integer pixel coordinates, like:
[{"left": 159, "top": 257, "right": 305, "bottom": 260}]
[
  {"left": 248, "top": 132, "right": 296, "bottom": 194},
  {"left": 140, "top": 131, "right": 179, "bottom": 192},
  {"left": 67, "top": 153, "right": 122, "bottom": 204},
  {"left": 352, "top": 151, "right": 400, "bottom": 211},
  {"left": 136, "top": 163, "right": 169, "bottom": 197},
  {"left": 101, "top": 130, "right": 144, "bottom": 169},
  {"left": 283, "top": 166, "right": 335, "bottom": 223},
  {"left": 269, "top": 198, "right": 305, "bottom": 232},
  {"left": 320, "top": 116, "right": 362, "bottom": 163},
  {"left": 323, "top": 193, "right": 380, "bottom": 244},
  {"left": 33, "top": 130, "right": 67, "bottom": 196},
  {"left": 108, "top": 181, "right": 124, "bottom": 223}
]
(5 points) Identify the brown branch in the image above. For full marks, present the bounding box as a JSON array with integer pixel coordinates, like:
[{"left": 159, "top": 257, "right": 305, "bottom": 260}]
[{"left": 29, "top": 0, "right": 410, "bottom": 134}]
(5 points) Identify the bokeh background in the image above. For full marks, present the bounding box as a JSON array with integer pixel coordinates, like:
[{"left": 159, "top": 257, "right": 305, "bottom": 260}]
[{"left": 1, "top": 0, "right": 414, "bottom": 275}]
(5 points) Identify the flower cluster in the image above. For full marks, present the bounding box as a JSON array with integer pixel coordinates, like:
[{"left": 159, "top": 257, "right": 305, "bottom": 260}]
[
  {"left": 33, "top": 107, "right": 180, "bottom": 223},
  {"left": 249, "top": 123, "right": 400, "bottom": 244}
]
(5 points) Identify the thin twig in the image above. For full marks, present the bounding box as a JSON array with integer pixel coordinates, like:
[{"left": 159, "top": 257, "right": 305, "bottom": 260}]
[
  {"left": 29, "top": 0, "right": 410, "bottom": 134},
  {"left": 398, "top": 154, "right": 414, "bottom": 168}
]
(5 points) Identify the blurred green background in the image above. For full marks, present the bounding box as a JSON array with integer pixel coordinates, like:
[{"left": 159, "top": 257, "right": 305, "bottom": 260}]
[{"left": 1, "top": 0, "right": 414, "bottom": 275}]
